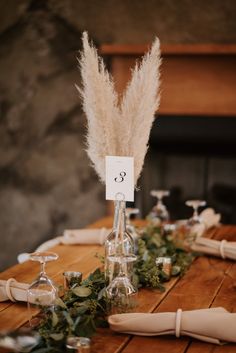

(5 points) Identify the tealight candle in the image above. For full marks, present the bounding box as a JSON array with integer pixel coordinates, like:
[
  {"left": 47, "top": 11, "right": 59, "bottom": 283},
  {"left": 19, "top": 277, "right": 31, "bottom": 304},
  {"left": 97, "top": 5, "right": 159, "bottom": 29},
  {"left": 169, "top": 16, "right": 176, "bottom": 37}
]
[
  {"left": 63, "top": 271, "right": 82, "bottom": 289},
  {"left": 66, "top": 336, "right": 91, "bottom": 353},
  {"left": 156, "top": 257, "right": 172, "bottom": 278}
]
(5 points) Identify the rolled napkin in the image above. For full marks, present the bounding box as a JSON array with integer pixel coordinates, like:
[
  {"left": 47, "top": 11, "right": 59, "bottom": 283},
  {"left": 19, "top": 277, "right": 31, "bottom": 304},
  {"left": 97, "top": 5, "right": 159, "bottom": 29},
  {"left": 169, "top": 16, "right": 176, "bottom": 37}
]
[
  {"left": 61, "top": 228, "right": 109, "bottom": 246},
  {"left": 0, "top": 279, "right": 56, "bottom": 304},
  {"left": 36, "top": 228, "right": 109, "bottom": 251},
  {"left": 200, "top": 208, "right": 221, "bottom": 230},
  {"left": 0, "top": 279, "right": 29, "bottom": 302},
  {"left": 108, "top": 307, "right": 236, "bottom": 344},
  {"left": 191, "top": 237, "right": 236, "bottom": 260},
  {"left": 187, "top": 208, "right": 221, "bottom": 238},
  {"left": 18, "top": 228, "right": 110, "bottom": 263}
]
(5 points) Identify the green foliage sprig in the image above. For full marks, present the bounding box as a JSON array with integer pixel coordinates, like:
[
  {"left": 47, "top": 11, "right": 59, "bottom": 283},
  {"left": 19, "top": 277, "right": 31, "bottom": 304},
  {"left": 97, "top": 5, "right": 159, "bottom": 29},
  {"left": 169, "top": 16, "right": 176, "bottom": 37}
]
[
  {"left": 134, "top": 223, "right": 194, "bottom": 290},
  {"left": 32, "top": 223, "right": 195, "bottom": 353}
]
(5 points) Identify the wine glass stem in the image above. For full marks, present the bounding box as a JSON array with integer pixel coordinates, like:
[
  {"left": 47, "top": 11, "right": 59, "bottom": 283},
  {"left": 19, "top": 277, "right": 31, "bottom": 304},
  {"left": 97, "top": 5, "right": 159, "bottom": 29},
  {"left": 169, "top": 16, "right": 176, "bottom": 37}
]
[
  {"left": 119, "top": 262, "right": 126, "bottom": 276},
  {"left": 40, "top": 261, "right": 46, "bottom": 276},
  {"left": 193, "top": 206, "right": 198, "bottom": 219}
]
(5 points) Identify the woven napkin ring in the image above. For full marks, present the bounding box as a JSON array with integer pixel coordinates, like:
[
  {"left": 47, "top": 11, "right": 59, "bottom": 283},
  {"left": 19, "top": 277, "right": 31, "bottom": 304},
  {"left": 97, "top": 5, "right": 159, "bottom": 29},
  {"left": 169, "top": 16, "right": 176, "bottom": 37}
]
[
  {"left": 220, "top": 240, "right": 227, "bottom": 259},
  {"left": 175, "top": 308, "right": 182, "bottom": 338},
  {"left": 6, "top": 278, "right": 17, "bottom": 302}
]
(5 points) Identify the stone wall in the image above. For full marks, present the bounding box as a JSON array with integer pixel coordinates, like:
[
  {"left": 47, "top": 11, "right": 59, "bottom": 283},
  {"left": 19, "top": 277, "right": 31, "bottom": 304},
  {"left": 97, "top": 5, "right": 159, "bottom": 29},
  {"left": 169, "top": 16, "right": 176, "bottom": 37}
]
[
  {"left": 0, "top": 1, "right": 107, "bottom": 270},
  {"left": 0, "top": 0, "right": 236, "bottom": 270}
]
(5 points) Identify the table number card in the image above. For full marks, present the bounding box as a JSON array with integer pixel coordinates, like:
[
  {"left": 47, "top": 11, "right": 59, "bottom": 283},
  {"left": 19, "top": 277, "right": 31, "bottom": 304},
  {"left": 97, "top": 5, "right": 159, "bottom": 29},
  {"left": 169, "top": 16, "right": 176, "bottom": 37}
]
[{"left": 105, "top": 156, "right": 134, "bottom": 202}]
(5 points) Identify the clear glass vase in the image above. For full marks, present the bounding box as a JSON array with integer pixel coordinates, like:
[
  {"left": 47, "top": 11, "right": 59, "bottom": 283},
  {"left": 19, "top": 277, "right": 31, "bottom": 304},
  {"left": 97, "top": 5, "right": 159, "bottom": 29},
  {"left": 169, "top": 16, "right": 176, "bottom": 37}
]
[{"left": 104, "top": 200, "right": 136, "bottom": 284}]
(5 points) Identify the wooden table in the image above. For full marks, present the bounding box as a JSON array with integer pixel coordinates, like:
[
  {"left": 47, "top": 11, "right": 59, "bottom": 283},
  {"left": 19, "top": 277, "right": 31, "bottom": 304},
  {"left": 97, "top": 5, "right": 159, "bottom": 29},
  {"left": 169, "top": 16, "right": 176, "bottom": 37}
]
[{"left": 0, "top": 217, "right": 236, "bottom": 353}]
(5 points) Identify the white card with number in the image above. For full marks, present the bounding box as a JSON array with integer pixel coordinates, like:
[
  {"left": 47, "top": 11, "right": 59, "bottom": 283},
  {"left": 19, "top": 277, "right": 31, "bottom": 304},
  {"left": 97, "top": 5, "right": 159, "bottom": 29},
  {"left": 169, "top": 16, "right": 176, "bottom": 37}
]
[{"left": 105, "top": 156, "right": 134, "bottom": 202}]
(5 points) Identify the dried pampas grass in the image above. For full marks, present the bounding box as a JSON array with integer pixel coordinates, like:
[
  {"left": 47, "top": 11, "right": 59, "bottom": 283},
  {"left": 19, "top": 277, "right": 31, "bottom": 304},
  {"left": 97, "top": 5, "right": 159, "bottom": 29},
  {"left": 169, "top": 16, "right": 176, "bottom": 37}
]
[{"left": 77, "top": 32, "right": 161, "bottom": 185}]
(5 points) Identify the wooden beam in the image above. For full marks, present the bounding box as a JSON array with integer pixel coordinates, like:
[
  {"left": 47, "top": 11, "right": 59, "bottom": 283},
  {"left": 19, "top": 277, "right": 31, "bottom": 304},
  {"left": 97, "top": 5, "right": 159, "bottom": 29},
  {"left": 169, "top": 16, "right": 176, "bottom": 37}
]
[
  {"left": 100, "top": 43, "right": 236, "bottom": 56},
  {"left": 100, "top": 45, "right": 236, "bottom": 116}
]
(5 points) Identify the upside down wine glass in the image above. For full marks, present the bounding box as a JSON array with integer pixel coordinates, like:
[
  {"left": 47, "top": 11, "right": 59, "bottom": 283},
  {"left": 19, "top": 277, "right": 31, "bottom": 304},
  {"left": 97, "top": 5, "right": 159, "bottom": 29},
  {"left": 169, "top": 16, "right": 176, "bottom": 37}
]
[
  {"left": 27, "top": 251, "right": 59, "bottom": 327},
  {"left": 185, "top": 199, "right": 206, "bottom": 241},
  {"left": 149, "top": 190, "right": 170, "bottom": 222},
  {"left": 106, "top": 255, "right": 137, "bottom": 314}
]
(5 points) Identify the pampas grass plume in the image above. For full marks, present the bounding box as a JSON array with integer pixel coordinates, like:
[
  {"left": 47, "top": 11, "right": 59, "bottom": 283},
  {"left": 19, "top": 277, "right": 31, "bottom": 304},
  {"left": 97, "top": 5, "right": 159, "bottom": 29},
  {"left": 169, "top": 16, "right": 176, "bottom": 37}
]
[{"left": 78, "top": 32, "right": 161, "bottom": 185}]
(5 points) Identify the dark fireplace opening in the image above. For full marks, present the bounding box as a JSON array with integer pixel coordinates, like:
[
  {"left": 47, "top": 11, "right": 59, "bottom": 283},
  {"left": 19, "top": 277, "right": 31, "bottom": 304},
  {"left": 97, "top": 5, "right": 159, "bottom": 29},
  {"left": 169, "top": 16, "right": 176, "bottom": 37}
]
[{"left": 136, "top": 115, "right": 236, "bottom": 223}]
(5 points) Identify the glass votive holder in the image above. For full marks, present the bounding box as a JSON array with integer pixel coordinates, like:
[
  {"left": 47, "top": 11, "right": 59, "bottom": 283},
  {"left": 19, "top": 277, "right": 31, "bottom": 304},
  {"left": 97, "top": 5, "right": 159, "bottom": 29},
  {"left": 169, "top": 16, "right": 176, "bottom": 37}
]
[
  {"left": 156, "top": 257, "right": 172, "bottom": 278},
  {"left": 63, "top": 271, "right": 82, "bottom": 289},
  {"left": 66, "top": 336, "right": 91, "bottom": 353}
]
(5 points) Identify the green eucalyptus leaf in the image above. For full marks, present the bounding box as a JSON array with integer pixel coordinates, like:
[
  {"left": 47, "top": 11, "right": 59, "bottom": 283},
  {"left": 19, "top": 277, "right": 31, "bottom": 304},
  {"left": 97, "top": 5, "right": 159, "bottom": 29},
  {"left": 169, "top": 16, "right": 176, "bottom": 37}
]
[
  {"left": 49, "top": 333, "right": 64, "bottom": 341},
  {"left": 75, "top": 305, "right": 89, "bottom": 315},
  {"left": 75, "top": 316, "right": 96, "bottom": 338},
  {"left": 97, "top": 287, "right": 106, "bottom": 300},
  {"left": 52, "top": 311, "right": 59, "bottom": 327},
  {"left": 73, "top": 286, "right": 92, "bottom": 297},
  {"left": 29, "top": 348, "right": 52, "bottom": 353},
  {"left": 63, "top": 311, "right": 74, "bottom": 326},
  {"left": 54, "top": 297, "right": 67, "bottom": 309},
  {"left": 73, "top": 315, "right": 82, "bottom": 329}
]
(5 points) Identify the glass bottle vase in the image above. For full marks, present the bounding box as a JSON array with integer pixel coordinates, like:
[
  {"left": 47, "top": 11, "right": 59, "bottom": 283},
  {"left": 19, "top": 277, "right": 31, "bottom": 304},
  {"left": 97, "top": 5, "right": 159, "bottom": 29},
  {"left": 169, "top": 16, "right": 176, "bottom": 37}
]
[{"left": 104, "top": 200, "right": 136, "bottom": 285}]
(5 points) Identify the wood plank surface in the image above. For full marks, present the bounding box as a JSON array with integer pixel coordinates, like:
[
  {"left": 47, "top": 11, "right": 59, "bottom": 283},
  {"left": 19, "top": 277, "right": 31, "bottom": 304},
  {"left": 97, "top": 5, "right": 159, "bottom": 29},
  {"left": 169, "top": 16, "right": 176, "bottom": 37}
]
[
  {"left": 120, "top": 227, "right": 236, "bottom": 353},
  {"left": 0, "top": 221, "right": 236, "bottom": 353},
  {"left": 0, "top": 217, "right": 112, "bottom": 311}
]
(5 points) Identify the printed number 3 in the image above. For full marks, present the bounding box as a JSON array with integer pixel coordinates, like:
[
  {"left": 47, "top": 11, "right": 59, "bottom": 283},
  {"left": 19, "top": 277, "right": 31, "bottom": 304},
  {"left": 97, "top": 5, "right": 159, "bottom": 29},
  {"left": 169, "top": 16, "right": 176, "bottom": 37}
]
[{"left": 115, "top": 171, "right": 126, "bottom": 183}]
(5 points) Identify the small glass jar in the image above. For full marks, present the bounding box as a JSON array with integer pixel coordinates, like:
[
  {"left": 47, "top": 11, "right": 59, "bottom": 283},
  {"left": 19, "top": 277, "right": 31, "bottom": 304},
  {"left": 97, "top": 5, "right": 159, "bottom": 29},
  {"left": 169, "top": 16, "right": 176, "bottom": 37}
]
[
  {"left": 63, "top": 271, "right": 82, "bottom": 289},
  {"left": 66, "top": 336, "right": 90, "bottom": 353},
  {"left": 156, "top": 257, "right": 172, "bottom": 278}
]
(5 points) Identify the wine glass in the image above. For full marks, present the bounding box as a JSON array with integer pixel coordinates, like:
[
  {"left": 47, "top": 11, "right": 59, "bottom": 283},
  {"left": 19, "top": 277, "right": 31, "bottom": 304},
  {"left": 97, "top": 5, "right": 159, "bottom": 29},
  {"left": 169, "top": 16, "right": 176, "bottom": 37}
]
[
  {"left": 185, "top": 200, "right": 206, "bottom": 240},
  {"left": 0, "top": 329, "right": 39, "bottom": 352},
  {"left": 149, "top": 190, "right": 170, "bottom": 222},
  {"left": 27, "top": 251, "right": 59, "bottom": 327},
  {"left": 106, "top": 255, "right": 138, "bottom": 315}
]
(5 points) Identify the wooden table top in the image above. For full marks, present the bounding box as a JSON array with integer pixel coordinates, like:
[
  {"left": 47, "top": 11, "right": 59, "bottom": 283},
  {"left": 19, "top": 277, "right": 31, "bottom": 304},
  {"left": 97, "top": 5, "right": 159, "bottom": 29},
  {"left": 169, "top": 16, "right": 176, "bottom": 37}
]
[{"left": 0, "top": 217, "right": 236, "bottom": 353}]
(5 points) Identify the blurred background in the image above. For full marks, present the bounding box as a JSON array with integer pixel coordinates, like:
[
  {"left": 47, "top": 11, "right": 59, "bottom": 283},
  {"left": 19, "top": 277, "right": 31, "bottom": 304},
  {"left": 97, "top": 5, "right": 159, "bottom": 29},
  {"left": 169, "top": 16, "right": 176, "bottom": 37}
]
[{"left": 0, "top": 0, "right": 236, "bottom": 270}]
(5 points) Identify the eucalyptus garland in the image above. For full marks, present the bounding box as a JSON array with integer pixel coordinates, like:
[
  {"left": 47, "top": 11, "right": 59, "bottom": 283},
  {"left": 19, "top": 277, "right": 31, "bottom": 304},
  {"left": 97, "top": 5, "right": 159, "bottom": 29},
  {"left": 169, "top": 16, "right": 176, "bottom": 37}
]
[{"left": 31, "top": 223, "right": 195, "bottom": 352}]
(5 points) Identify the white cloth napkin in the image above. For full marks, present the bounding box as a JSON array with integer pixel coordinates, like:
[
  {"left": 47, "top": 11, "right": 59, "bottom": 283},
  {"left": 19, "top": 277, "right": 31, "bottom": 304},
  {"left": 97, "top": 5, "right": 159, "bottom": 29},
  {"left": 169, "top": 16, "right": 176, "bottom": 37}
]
[
  {"left": 108, "top": 307, "right": 236, "bottom": 344},
  {"left": 188, "top": 208, "right": 221, "bottom": 237},
  {"left": 191, "top": 237, "right": 236, "bottom": 260},
  {"left": 61, "top": 228, "right": 109, "bottom": 246},
  {"left": 0, "top": 279, "right": 29, "bottom": 302},
  {"left": 0, "top": 279, "right": 56, "bottom": 304},
  {"left": 18, "top": 228, "right": 110, "bottom": 263},
  {"left": 200, "top": 208, "right": 221, "bottom": 230},
  {"left": 36, "top": 228, "right": 109, "bottom": 251}
]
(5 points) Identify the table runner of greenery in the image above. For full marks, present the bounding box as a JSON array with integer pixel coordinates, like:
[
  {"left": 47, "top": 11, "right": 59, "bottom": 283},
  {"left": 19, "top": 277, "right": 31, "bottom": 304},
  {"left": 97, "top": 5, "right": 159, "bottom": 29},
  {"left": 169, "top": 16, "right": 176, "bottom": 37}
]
[{"left": 32, "top": 223, "right": 195, "bottom": 352}]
